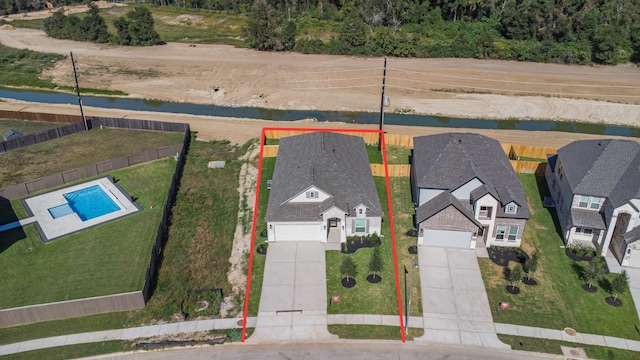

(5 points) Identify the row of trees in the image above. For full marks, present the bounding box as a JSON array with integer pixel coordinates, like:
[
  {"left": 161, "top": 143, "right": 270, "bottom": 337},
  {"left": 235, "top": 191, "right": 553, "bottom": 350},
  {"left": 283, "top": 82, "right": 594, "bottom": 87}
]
[
  {"left": 245, "top": 0, "right": 640, "bottom": 65},
  {"left": 43, "top": 4, "right": 161, "bottom": 46}
]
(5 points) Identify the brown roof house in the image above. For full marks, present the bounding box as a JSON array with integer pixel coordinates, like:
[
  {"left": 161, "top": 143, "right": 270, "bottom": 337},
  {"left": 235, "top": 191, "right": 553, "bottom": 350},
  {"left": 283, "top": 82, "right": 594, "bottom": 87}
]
[
  {"left": 266, "top": 132, "right": 383, "bottom": 245},
  {"left": 411, "top": 133, "right": 529, "bottom": 249}
]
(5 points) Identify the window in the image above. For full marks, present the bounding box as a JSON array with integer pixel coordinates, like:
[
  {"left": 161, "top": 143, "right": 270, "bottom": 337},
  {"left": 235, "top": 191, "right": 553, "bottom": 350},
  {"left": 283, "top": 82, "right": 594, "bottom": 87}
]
[
  {"left": 355, "top": 219, "right": 366, "bottom": 233},
  {"left": 508, "top": 226, "right": 518, "bottom": 241},
  {"left": 496, "top": 225, "right": 506, "bottom": 240},
  {"left": 579, "top": 195, "right": 589, "bottom": 208},
  {"left": 590, "top": 197, "right": 600, "bottom": 210},
  {"left": 575, "top": 227, "right": 593, "bottom": 236},
  {"left": 358, "top": 208, "right": 363, "bottom": 215},
  {"left": 506, "top": 204, "right": 517, "bottom": 214},
  {"left": 479, "top": 206, "right": 492, "bottom": 219}
]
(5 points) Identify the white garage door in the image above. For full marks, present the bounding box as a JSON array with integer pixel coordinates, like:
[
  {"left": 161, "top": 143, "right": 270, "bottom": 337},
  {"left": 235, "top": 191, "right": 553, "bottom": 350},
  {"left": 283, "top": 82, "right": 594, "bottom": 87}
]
[
  {"left": 273, "top": 224, "right": 321, "bottom": 242},
  {"left": 422, "top": 229, "right": 472, "bottom": 249},
  {"left": 627, "top": 249, "right": 640, "bottom": 268}
]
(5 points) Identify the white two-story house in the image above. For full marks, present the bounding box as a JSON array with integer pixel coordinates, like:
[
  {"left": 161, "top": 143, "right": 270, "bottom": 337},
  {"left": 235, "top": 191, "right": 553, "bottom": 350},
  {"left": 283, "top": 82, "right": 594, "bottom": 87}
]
[
  {"left": 411, "top": 133, "right": 529, "bottom": 249},
  {"left": 546, "top": 139, "right": 640, "bottom": 268}
]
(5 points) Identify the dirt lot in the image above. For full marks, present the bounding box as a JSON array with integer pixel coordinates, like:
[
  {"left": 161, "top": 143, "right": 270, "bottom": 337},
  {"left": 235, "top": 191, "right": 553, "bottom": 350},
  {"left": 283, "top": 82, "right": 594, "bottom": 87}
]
[{"left": 0, "top": 10, "right": 640, "bottom": 145}]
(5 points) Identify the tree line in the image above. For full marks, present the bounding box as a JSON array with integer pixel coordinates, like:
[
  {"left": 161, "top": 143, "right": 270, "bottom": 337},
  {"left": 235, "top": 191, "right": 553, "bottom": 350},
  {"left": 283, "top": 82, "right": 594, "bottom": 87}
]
[
  {"left": 244, "top": 0, "right": 640, "bottom": 65},
  {"left": 43, "top": 4, "right": 161, "bottom": 46}
]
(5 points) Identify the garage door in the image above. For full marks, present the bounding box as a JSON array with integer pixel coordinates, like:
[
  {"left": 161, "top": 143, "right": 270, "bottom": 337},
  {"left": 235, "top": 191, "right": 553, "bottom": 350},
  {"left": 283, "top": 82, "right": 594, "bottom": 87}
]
[
  {"left": 422, "top": 229, "right": 472, "bottom": 249},
  {"left": 273, "top": 223, "right": 321, "bottom": 242},
  {"left": 627, "top": 249, "right": 640, "bottom": 268}
]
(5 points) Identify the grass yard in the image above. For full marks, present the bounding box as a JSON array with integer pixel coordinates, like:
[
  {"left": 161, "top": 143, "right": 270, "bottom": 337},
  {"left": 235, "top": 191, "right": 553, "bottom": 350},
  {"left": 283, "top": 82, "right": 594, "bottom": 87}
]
[
  {"left": 500, "top": 335, "right": 640, "bottom": 360},
  {"left": 0, "top": 158, "right": 175, "bottom": 308},
  {"left": 390, "top": 177, "right": 422, "bottom": 317},
  {"left": 0, "top": 341, "right": 135, "bottom": 360},
  {"left": 328, "top": 325, "right": 424, "bottom": 341},
  {"left": 0, "top": 119, "right": 61, "bottom": 136},
  {"left": 326, "top": 177, "right": 400, "bottom": 316},
  {"left": 480, "top": 174, "right": 640, "bottom": 339},
  {"left": 136, "top": 139, "right": 251, "bottom": 322},
  {"left": 0, "top": 44, "right": 63, "bottom": 89},
  {"left": 0, "top": 127, "right": 183, "bottom": 187},
  {"left": 385, "top": 145, "right": 412, "bottom": 164}
]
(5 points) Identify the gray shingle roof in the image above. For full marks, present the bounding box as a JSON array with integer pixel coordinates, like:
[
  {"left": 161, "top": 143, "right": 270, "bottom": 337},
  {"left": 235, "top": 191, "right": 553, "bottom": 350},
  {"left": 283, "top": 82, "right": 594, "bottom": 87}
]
[
  {"left": 558, "top": 139, "right": 640, "bottom": 207},
  {"left": 413, "top": 133, "right": 529, "bottom": 219},
  {"left": 624, "top": 226, "right": 640, "bottom": 245},
  {"left": 266, "top": 132, "right": 383, "bottom": 222},
  {"left": 416, "top": 191, "right": 482, "bottom": 228},
  {"left": 570, "top": 209, "right": 606, "bottom": 229}
]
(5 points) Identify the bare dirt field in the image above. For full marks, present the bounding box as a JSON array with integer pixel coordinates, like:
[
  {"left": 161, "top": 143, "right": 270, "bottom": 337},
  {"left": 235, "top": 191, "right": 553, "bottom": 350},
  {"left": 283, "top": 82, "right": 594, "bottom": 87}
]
[{"left": 1, "top": 13, "right": 640, "bottom": 145}]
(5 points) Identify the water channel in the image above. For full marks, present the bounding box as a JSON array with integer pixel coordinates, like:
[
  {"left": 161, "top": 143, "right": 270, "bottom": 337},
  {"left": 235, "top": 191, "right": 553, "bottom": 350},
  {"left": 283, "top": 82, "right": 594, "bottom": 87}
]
[{"left": 1, "top": 87, "right": 638, "bottom": 138}]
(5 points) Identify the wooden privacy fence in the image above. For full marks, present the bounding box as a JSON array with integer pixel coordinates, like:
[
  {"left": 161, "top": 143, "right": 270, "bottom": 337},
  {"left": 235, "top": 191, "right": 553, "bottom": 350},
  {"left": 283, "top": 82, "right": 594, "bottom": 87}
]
[
  {"left": 0, "top": 122, "right": 86, "bottom": 153},
  {"left": 370, "top": 164, "right": 411, "bottom": 177},
  {"left": 503, "top": 143, "right": 557, "bottom": 160},
  {"left": 0, "top": 114, "right": 190, "bottom": 327},
  {"left": 0, "top": 110, "right": 82, "bottom": 123}
]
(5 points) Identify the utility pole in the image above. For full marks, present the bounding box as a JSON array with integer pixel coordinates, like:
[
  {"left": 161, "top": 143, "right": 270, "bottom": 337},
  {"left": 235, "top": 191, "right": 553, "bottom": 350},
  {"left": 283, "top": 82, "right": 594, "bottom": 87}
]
[
  {"left": 70, "top": 51, "right": 87, "bottom": 131},
  {"left": 378, "top": 56, "right": 387, "bottom": 151}
]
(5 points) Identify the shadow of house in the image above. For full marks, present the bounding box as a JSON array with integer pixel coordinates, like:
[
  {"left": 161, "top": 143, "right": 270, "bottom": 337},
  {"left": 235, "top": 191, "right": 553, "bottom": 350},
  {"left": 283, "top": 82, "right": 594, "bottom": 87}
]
[{"left": 0, "top": 196, "right": 26, "bottom": 254}]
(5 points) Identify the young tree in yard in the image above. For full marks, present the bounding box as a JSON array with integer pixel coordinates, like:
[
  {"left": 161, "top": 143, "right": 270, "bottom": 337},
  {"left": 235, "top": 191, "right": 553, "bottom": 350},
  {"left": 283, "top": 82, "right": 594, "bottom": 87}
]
[
  {"left": 340, "top": 256, "right": 357, "bottom": 281},
  {"left": 368, "top": 246, "right": 383, "bottom": 280},
  {"left": 505, "top": 264, "right": 522, "bottom": 286},
  {"left": 522, "top": 251, "right": 538, "bottom": 281},
  {"left": 612, "top": 270, "right": 629, "bottom": 301},
  {"left": 584, "top": 258, "right": 606, "bottom": 289}
]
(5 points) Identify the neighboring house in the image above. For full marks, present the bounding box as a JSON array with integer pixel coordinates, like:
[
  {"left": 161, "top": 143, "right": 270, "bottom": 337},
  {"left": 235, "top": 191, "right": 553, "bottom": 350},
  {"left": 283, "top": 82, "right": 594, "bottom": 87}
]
[
  {"left": 546, "top": 139, "right": 640, "bottom": 268},
  {"left": 2, "top": 129, "right": 22, "bottom": 141},
  {"left": 411, "top": 133, "right": 529, "bottom": 249},
  {"left": 266, "top": 132, "right": 383, "bottom": 244}
]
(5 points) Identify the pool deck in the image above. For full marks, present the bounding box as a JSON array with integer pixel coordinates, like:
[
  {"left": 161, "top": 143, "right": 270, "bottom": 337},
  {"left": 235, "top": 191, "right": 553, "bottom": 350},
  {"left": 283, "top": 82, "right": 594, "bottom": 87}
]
[{"left": 19, "top": 177, "right": 140, "bottom": 242}]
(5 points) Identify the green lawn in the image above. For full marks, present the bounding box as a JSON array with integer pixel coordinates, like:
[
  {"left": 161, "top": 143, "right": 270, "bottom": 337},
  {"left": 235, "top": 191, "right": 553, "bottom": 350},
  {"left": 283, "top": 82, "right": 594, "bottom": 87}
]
[
  {"left": 366, "top": 144, "right": 383, "bottom": 164},
  {"left": 0, "top": 119, "right": 61, "bottom": 136},
  {"left": 136, "top": 139, "right": 251, "bottom": 322},
  {"left": 0, "top": 127, "right": 183, "bottom": 187},
  {"left": 325, "top": 177, "right": 400, "bottom": 315},
  {"left": 0, "top": 341, "right": 135, "bottom": 360},
  {"left": 328, "top": 325, "right": 423, "bottom": 341},
  {"left": 480, "top": 174, "right": 640, "bottom": 339},
  {"left": 500, "top": 335, "right": 640, "bottom": 360},
  {"left": 385, "top": 145, "right": 412, "bottom": 164},
  {"left": 0, "top": 159, "right": 175, "bottom": 309}
]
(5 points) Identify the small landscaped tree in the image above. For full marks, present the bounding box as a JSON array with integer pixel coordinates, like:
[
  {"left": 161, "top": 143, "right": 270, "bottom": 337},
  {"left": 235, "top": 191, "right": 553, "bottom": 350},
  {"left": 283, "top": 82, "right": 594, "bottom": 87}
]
[
  {"left": 522, "top": 251, "right": 538, "bottom": 281},
  {"left": 340, "top": 256, "right": 357, "bottom": 282},
  {"left": 611, "top": 270, "right": 629, "bottom": 302},
  {"left": 368, "top": 247, "right": 384, "bottom": 280},
  {"left": 505, "top": 264, "right": 523, "bottom": 287},
  {"left": 584, "top": 258, "right": 606, "bottom": 289}
]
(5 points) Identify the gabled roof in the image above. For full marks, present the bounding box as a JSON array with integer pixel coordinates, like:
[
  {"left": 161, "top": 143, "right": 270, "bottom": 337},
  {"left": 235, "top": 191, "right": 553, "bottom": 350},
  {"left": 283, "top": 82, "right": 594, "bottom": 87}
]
[
  {"left": 413, "top": 133, "right": 529, "bottom": 219},
  {"left": 416, "top": 191, "right": 482, "bottom": 228},
  {"left": 624, "top": 226, "right": 640, "bottom": 245},
  {"left": 266, "top": 132, "right": 383, "bottom": 222},
  {"left": 570, "top": 209, "right": 606, "bottom": 229},
  {"left": 557, "top": 139, "right": 640, "bottom": 207}
]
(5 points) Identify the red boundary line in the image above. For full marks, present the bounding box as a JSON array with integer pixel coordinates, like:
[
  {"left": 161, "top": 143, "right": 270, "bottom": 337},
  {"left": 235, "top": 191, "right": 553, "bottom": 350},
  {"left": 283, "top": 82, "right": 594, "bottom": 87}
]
[{"left": 241, "top": 127, "right": 405, "bottom": 342}]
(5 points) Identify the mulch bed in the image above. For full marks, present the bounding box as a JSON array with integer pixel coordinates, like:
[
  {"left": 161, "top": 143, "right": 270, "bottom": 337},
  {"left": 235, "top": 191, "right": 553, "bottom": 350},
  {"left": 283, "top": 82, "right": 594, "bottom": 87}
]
[
  {"left": 342, "top": 236, "right": 382, "bottom": 254},
  {"left": 582, "top": 284, "right": 598, "bottom": 293},
  {"left": 522, "top": 277, "right": 537, "bottom": 286},
  {"left": 408, "top": 246, "right": 417, "bottom": 255},
  {"left": 488, "top": 247, "right": 529, "bottom": 267},
  {"left": 341, "top": 278, "right": 356, "bottom": 288},
  {"left": 256, "top": 243, "right": 268, "bottom": 255},
  {"left": 565, "top": 248, "right": 596, "bottom": 262},
  {"left": 506, "top": 285, "right": 521, "bottom": 294},
  {"left": 366, "top": 274, "right": 382, "bottom": 283},
  {"left": 605, "top": 296, "right": 623, "bottom": 307}
]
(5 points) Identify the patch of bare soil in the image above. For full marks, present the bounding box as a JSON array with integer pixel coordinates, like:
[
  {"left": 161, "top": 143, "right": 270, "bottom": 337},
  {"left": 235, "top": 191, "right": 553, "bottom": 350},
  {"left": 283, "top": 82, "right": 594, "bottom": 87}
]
[{"left": 219, "top": 142, "right": 259, "bottom": 317}]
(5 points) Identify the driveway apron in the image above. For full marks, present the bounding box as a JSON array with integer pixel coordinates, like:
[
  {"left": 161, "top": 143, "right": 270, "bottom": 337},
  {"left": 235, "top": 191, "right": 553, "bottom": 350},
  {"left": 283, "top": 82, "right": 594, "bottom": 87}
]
[
  {"left": 415, "top": 246, "right": 509, "bottom": 349},
  {"left": 249, "top": 242, "right": 335, "bottom": 342}
]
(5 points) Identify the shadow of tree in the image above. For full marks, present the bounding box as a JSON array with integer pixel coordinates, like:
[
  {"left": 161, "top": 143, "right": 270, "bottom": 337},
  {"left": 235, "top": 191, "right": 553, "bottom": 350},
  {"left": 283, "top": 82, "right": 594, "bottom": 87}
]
[
  {"left": 571, "top": 261, "right": 586, "bottom": 282},
  {"left": 0, "top": 197, "right": 26, "bottom": 254}
]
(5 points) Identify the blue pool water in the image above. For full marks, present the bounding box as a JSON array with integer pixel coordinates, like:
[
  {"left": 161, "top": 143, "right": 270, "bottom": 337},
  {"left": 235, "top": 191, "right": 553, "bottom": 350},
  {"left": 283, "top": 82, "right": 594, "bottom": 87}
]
[
  {"left": 63, "top": 185, "right": 120, "bottom": 221},
  {"left": 48, "top": 204, "right": 75, "bottom": 219}
]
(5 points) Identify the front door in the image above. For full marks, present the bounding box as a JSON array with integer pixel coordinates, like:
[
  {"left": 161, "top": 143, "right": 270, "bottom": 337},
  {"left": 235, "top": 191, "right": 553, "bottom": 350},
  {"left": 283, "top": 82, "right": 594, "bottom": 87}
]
[{"left": 327, "top": 218, "right": 341, "bottom": 243}]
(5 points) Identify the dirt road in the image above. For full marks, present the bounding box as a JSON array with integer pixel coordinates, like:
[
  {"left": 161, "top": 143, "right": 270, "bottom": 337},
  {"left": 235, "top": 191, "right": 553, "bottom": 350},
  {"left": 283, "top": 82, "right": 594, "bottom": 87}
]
[{"left": 0, "top": 27, "right": 639, "bottom": 128}]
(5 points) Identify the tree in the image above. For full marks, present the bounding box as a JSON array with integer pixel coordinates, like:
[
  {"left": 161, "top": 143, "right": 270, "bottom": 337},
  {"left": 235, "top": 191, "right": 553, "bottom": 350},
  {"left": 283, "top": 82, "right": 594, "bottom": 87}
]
[
  {"left": 522, "top": 251, "right": 538, "bottom": 281},
  {"left": 247, "top": 0, "right": 279, "bottom": 51},
  {"left": 114, "top": 6, "right": 161, "bottom": 46},
  {"left": 583, "top": 258, "right": 606, "bottom": 289},
  {"left": 368, "top": 246, "right": 383, "bottom": 279},
  {"left": 504, "top": 263, "right": 522, "bottom": 286},
  {"left": 279, "top": 20, "right": 297, "bottom": 51},
  {"left": 340, "top": 256, "right": 357, "bottom": 281},
  {"left": 611, "top": 270, "right": 629, "bottom": 301},
  {"left": 81, "top": 3, "right": 109, "bottom": 43}
]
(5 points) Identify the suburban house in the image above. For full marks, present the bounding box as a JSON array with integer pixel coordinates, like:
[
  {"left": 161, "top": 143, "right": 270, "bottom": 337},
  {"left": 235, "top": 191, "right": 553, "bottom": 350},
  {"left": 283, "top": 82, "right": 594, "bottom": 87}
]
[
  {"left": 546, "top": 139, "right": 640, "bottom": 268},
  {"left": 411, "top": 133, "right": 529, "bottom": 249},
  {"left": 266, "top": 132, "right": 383, "bottom": 244}
]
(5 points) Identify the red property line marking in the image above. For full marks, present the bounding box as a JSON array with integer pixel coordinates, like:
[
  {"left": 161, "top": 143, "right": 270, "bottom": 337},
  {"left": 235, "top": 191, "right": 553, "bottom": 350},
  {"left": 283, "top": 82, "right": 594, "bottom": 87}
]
[{"left": 241, "top": 126, "right": 405, "bottom": 342}]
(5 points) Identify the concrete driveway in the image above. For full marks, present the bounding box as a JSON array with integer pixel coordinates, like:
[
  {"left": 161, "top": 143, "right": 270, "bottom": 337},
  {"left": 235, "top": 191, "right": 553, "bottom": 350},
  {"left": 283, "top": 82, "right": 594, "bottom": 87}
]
[
  {"left": 415, "top": 246, "right": 509, "bottom": 349},
  {"left": 249, "top": 242, "right": 335, "bottom": 342}
]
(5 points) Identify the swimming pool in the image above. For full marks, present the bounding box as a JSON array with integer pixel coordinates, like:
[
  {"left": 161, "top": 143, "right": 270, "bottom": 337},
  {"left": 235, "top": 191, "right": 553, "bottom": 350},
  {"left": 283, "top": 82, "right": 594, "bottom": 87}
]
[{"left": 61, "top": 185, "right": 120, "bottom": 221}]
